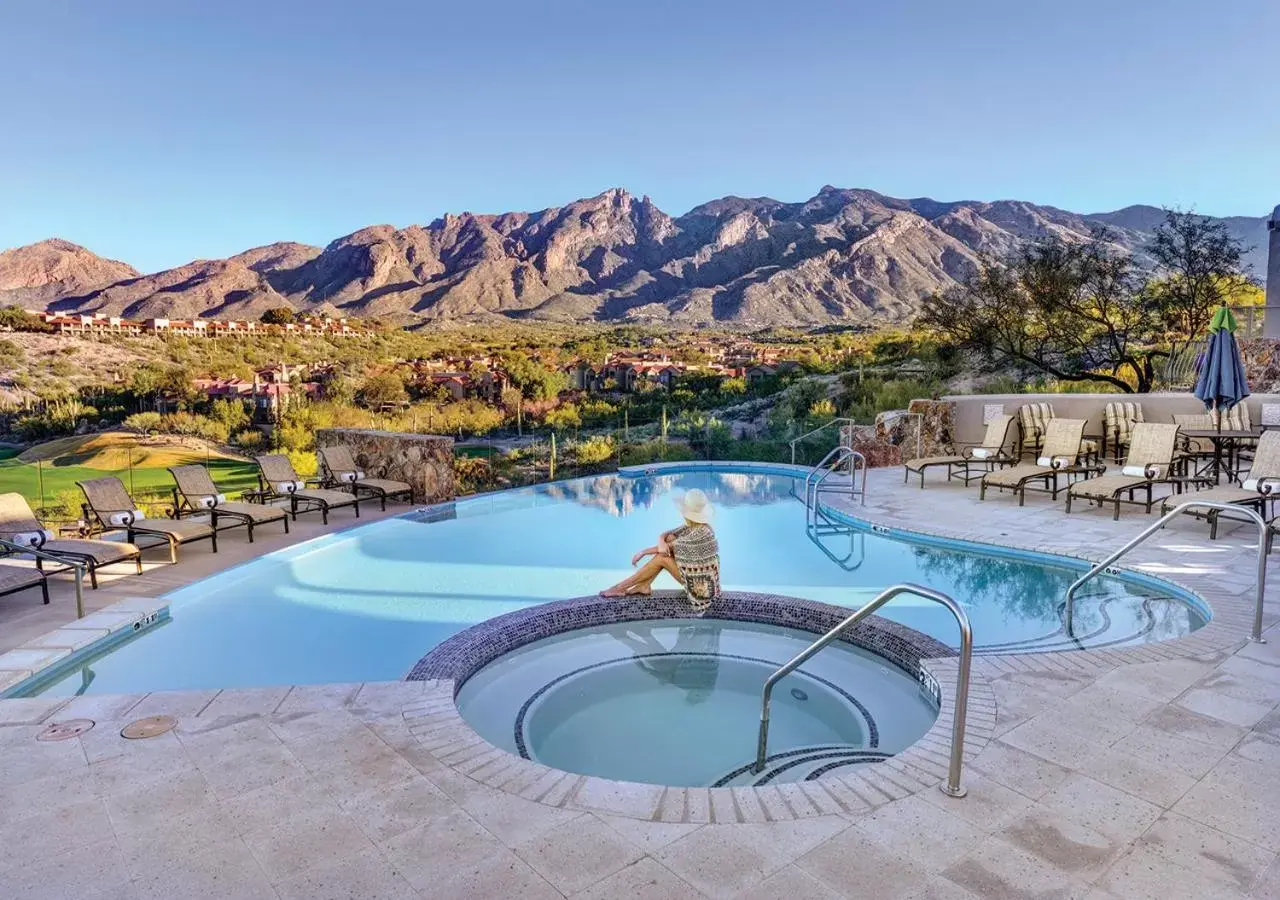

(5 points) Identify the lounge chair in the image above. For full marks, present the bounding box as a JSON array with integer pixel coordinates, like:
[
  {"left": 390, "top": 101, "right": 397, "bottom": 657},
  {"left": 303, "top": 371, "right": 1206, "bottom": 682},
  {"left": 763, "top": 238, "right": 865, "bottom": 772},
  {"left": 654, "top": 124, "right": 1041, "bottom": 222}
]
[
  {"left": 902, "top": 414, "right": 1017, "bottom": 488},
  {"left": 78, "top": 476, "right": 217, "bottom": 563},
  {"left": 980, "top": 418, "right": 1090, "bottom": 505},
  {"left": 1103, "top": 401, "right": 1144, "bottom": 462},
  {"left": 1065, "top": 423, "right": 1181, "bottom": 519},
  {"left": 0, "top": 562, "right": 50, "bottom": 605},
  {"left": 1017, "top": 403, "right": 1099, "bottom": 462},
  {"left": 169, "top": 465, "right": 290, "bottom": 543},
  {"left": 0, "top": 492, "right": 142, "bottom": 588},
  {"left": 1161, "top": 430, "right": 1280, "bottom": 539},
  {"left": 255, "top": 454, "right": 360, "bottom": 524},
  {"left": 318, "top": 444, "right": 414, "bottom": 510}
]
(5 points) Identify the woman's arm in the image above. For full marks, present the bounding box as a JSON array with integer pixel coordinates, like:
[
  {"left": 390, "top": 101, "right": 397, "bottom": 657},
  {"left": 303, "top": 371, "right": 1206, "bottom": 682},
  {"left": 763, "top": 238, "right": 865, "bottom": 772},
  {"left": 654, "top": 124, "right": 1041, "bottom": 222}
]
[{"left": 631, "top": 545, "right": 660, "bottom": 566}]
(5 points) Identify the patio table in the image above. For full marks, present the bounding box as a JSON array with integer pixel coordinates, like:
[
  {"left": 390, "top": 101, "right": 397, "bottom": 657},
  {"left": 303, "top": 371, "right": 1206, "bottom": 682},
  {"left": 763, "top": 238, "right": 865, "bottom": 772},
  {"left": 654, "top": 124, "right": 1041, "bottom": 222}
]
[{"left": 1179, "top": 427, "right": 1261, "bottom": 484}]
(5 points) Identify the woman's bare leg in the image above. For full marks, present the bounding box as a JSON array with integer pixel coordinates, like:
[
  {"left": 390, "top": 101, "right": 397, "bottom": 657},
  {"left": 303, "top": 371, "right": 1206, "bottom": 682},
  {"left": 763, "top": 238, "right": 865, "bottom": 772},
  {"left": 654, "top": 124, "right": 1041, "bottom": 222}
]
[{"left": 601, "top": 556, "right": 683, "bottom": 597}]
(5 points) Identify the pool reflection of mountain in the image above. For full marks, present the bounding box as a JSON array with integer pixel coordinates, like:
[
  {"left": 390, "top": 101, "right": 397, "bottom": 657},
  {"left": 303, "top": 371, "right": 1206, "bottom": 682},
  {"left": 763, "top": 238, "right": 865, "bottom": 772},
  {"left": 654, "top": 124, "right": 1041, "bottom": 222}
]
[{"left": 541, "top": 473, "right": 795, "bottom": 518}]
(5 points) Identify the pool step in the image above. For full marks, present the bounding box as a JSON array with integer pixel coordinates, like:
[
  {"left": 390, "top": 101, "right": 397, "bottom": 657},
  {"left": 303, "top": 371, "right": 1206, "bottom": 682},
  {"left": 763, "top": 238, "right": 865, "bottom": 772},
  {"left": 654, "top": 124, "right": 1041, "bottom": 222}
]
[{"left": 711, "top": 744, "right": 891, "bottom": 787}]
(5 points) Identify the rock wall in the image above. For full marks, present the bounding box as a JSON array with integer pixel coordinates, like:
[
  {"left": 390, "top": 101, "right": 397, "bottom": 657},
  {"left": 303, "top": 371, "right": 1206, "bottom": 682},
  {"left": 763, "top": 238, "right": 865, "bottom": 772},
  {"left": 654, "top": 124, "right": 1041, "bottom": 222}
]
[
  {"left": 840, "top": 399, "right": 955, "bottom": 467},
  {"left": 1239, "top": 338, "right": 1280, "bottom": 394},
  {"left": 314, "top": 428, "right": 456, "bottom": 504}
]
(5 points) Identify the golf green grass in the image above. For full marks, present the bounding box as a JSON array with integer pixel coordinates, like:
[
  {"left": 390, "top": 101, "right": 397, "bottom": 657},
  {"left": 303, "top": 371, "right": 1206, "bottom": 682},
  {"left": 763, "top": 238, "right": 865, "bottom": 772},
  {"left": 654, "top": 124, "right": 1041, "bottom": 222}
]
[{"left": 0, "top": 454, "right": 259, "bottom": 508}]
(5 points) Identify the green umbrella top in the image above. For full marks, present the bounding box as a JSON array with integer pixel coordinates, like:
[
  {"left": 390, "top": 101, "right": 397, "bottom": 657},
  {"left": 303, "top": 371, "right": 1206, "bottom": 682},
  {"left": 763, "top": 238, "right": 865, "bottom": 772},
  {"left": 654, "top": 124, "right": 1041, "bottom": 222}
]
[{"left": 1208, "top": 305, "right": 1237, "bottom": 333}]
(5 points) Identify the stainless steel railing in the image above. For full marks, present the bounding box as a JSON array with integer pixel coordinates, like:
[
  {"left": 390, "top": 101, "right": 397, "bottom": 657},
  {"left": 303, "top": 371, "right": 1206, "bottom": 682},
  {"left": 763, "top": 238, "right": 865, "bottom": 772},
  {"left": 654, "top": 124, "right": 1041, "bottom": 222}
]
[
  {"left": 804, "top": 446, "right": 865, "bottom": 524},
  {"left": 1064, "top": 500, "right": 1270, "bottom": 643},
  {"left": 789, "top": 418, "right": 856, "bottom": 465},
  {"left": 753, "top": 583, "right": 973, "bottom": 798},
  {"left": 0, "top": 537, "right": 87, "bottom": 619}
]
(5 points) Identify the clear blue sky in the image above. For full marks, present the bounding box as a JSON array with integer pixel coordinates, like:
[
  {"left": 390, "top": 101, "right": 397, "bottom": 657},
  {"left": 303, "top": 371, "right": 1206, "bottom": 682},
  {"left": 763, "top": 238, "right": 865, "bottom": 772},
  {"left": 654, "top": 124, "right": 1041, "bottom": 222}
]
[{"left": 2, "top": 0, "right": 1276, "bottom": 273}]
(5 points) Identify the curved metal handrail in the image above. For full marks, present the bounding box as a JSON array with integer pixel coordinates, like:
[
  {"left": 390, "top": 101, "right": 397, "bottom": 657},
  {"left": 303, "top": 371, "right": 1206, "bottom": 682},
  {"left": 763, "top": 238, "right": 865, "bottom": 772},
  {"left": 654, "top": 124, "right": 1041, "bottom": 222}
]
[
  {"left": 804, "top": 447, "right": 865, "bottom": 523},
  {"left": 1064, "top": 500, "right": 1270, "bottom": 643},
  {"left": 789, "top": 418, "right": 856, "bottom": 465},
  {"left": 0, "top": 537, "right": 87, "bottom": 619},
  {"left": 753, "top": 582, "right": 973, "bottom": 798}
]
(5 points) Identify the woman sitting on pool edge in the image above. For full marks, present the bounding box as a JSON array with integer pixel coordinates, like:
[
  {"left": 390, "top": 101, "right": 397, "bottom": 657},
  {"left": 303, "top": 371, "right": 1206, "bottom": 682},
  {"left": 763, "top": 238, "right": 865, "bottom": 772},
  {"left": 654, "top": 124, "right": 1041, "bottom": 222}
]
[{"left": 600, "top": 488, "right": 721, "bottom": 610}]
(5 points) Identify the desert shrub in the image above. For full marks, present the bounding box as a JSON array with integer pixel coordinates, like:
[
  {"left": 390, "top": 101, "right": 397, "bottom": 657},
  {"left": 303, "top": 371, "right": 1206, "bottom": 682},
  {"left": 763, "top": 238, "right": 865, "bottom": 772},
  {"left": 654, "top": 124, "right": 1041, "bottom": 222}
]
[
  {"left": 232, "top": 428, "right": 264, "bottom": 450},
  {"left": 617, "top": 439, "right": 697, "bottom": 467},
  {"left": 286, "top": 448, "right": 317, "bottom": 478},
  {"left": 452, "top": 456, "right": 493, "bottom": 494},
  {"left": 122, "top": 411, "right": 163, "bottom": 433},
  {"left": 572, "top": 435, "right": 615, "bottom": 466}
]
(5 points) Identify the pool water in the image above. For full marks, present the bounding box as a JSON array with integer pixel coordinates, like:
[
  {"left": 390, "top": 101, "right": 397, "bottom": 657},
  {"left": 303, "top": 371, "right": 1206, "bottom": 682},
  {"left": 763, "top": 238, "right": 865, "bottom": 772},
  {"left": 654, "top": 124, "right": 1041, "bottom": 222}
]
[
  {"left": 455, "top": 618, "right": 939, "bottom": 786},
  {"left": 20, "top": 467, "right": 1206, "bottom": 697}
]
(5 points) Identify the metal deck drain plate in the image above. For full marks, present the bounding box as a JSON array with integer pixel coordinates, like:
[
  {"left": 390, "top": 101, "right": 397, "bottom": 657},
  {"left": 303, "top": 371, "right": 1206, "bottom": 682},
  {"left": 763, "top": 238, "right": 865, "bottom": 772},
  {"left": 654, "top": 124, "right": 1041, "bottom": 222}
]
[
  {"left": 37, "top": 719, "right": 95, "bottom": 741},
  {"left": 121, "top": 715, "right": 176, "bottom": 739}
]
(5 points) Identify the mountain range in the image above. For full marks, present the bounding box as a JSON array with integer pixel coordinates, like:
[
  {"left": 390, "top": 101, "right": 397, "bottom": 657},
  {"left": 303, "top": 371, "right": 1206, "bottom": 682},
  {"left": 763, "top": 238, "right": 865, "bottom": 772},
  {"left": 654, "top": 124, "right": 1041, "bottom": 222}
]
[{"left": 0, "top": 188, "right": 1268, "bottom": 328}]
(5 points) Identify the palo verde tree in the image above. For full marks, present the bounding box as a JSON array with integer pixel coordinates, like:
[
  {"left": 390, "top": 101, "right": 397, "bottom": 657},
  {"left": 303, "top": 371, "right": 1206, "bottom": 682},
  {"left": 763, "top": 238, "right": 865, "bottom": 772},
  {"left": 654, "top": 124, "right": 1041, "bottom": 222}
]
[
  {"left": 920, "top": 213, "right": 1250, "bottom": 394},
  {"left": 1144, "top": 208, "right": 1254, "bottom": 363}
]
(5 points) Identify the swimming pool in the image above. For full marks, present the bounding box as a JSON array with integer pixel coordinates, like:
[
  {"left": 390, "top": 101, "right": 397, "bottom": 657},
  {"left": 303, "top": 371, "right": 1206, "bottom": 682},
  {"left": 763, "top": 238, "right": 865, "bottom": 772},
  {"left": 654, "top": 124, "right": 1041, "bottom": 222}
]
[{"left": 15, "top": 465, "right": 1207, "bottom": 697}]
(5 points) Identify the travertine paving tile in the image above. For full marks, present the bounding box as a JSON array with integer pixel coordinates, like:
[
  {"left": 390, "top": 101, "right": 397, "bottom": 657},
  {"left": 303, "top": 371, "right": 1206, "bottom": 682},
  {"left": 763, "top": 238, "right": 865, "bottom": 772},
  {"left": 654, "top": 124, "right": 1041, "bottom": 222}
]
[
  {"left": 573, "top": 856, "right": 702, "bottom": 900},
  {"left": 243, "top": 802, "right": 374, "bottom": 880},
  {"left": 654, "top": 818, "right": 848, "bottom": 899},
  {"left": 1098, "top": 845, "right": 1249, "bottom": 900},
  {"left": 1137, "top": 812, "right": 1275, "bottom": 893},
  {"left": 733, "top": 864, "right": 844, "bottom": 900},
  {"left": 514, "top": 814, "right": 644, "bottom": 894},
  {"left": 1040, "top": 774, "right": 1163, "bottom": 842},
  {"left": 273, "top": 845, "right": 418, "bottom": 900}
]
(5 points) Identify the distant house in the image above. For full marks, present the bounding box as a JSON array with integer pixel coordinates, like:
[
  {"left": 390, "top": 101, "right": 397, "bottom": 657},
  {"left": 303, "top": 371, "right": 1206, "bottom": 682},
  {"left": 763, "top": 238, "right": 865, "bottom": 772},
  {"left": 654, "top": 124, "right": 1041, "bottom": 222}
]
[{"left": 745, "top": 364, "right": 777, "bottom": 387}]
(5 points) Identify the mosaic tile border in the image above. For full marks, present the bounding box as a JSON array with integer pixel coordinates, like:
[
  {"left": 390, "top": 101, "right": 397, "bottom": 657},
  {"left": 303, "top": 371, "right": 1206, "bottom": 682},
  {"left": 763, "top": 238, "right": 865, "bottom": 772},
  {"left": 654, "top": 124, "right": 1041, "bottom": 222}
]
[{"left": 407, "top": 590, "right": 952, "bottom": 697}]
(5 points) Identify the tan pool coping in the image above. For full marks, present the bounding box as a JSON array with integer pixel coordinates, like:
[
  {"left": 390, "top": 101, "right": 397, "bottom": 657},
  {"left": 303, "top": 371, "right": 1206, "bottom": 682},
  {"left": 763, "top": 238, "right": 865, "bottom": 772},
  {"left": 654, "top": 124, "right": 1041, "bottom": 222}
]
[{"left": 1, "top": 467, "right": 1278, "bottom": 898}]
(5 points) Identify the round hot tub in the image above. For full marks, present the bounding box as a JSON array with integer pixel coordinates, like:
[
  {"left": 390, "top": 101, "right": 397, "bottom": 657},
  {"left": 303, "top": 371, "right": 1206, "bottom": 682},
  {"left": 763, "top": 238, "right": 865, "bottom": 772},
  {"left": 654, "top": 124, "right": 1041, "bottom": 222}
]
[{"left": 451, "top": 615, "right": 940, "bottom": 787}]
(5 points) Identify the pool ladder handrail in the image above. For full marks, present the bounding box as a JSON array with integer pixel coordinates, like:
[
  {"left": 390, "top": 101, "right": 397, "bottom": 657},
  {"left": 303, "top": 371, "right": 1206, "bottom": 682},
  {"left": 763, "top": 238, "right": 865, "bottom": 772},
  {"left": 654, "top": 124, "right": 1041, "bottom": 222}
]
[
  {"left": 0, "top": 537, "right": 87, "bottom": 619},
  {"left": 753, "top": 582, "right": 973, "bottom": 798},
  {"left": 804, "top": 446, "right": 866, "bottom": 525},
  {"left": 789, "top": 418, "right": 857, "bottom": 465},
  {"left": 1064, "top": 499, "right": 1270, "bottom": 643}
]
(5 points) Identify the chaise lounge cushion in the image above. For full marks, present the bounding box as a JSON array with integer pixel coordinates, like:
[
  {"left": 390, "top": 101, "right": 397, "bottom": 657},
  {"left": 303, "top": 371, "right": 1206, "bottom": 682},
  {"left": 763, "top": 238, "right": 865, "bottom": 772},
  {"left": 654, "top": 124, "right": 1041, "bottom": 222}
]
[{"left": 40, "top": 538, "right": 140, "bottom": 565}]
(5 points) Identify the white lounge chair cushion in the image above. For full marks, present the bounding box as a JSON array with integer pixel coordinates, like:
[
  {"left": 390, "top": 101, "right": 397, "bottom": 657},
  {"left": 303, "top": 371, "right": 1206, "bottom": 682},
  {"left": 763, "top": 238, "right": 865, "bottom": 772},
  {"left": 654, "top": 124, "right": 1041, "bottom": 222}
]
[
  {"left": 971, "top": 448, "right": 993, "bottom": 459},
  {"left": 274, "top": 481, "right": 306, "bottom": 494},
  {"left": 1121, "top": 464, "right": 1163, "bottom": 478},
  {"left": 11, "top": 529, "right": 54, "bottom": 547},
  {"left": 109, "top": 510, "right": 146, "bottom": 526},
  {"left": 338, "top": 471, "right": 365, "bottom": 483},
  {"left": 195, "top": 493, "right": 227, "bottom": 508}
]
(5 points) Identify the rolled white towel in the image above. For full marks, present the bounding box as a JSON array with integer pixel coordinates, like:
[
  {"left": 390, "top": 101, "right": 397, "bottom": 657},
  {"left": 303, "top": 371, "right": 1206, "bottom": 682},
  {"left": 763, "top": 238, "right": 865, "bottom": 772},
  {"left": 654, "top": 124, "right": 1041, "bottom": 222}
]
[
  {"left": 274, "top": 481, "right": 305, "bottom": 494},
  {"left": 970, "top": 448, "right": 993, "bottom": 459},
  {"left": 108, "top": 510, "right": 146, "bottom": 526},
  {"left": 1121, "top": 464, "right": 1161, "bottom": 478},
  {"left": 339, "top": 472, "right": 357, "bottom": 483},
  {"left": 195, "top": 493, "right": 228, "bottom": 508},
  {"left": 10, "top": 529, "right": 52, "bottom": 548}
]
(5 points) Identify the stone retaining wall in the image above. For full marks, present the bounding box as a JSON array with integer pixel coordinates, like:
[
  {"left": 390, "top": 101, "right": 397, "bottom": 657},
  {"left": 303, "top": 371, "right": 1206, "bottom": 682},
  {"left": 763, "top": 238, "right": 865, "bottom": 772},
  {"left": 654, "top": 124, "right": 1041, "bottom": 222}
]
[
  {"left": 841, "top": 399, "right": 955, "bottom": 466},
  {"left": 314, "top": 428, "right": 456, "bottom": 504}
]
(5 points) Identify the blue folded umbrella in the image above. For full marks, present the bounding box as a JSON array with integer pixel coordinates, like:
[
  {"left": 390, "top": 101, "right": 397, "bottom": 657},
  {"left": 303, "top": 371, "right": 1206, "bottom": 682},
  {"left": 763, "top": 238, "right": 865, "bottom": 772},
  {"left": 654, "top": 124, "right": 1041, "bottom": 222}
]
[{"left": 1193, "top": 308, "right": 1250, "bottom": 419}]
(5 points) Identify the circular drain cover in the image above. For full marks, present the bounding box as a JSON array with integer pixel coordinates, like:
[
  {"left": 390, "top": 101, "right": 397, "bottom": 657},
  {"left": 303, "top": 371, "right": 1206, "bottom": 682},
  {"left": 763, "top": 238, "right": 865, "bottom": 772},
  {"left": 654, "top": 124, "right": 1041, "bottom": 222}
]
[
  {"left": 121, "top": 715, "right": 176, "bottom": 740},
  {"left": 37, "top": 719, "right": 95, "bottom": 741}
]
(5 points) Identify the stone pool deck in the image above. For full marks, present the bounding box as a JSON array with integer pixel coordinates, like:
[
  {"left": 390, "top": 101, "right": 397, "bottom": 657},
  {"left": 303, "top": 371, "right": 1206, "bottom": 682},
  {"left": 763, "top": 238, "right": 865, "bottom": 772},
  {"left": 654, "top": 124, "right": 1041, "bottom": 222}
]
[{"left": 2, "top": 469, "right": 1280, "bottom": 898}]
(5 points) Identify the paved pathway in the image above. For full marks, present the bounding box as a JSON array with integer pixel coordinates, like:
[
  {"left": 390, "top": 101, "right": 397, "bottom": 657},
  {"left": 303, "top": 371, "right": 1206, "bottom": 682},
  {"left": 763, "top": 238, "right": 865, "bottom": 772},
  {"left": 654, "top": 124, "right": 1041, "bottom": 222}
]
[{"left": 1, "top": 469, "right": 1278, "bottom": 898}]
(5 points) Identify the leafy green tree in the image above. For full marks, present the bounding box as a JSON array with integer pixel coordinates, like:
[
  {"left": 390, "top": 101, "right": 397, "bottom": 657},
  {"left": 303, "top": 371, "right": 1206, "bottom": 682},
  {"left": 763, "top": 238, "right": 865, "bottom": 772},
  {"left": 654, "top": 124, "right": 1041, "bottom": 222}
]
[
  {"left": 356, "top": 372, "right": 409, "bottom": 409},
  {"left": 0, "top": 306, "right": 51, "bottom": 332},
  {"left": 544, "top": 404, "right": 582, "bottom": 432},
  {"left": 260, "top": 307, "right": 297, "bottom": 325},
  {"left": 1145, "top": 209, "right": 1254, "bottom": 360}
]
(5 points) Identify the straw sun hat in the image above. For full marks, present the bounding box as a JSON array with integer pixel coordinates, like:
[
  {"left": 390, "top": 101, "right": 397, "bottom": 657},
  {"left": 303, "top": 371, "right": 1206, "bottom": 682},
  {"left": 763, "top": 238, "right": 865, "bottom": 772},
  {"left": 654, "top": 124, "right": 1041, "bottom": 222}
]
[{"left": 675, "top": 488, "right": 715, "bottom": 524}]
